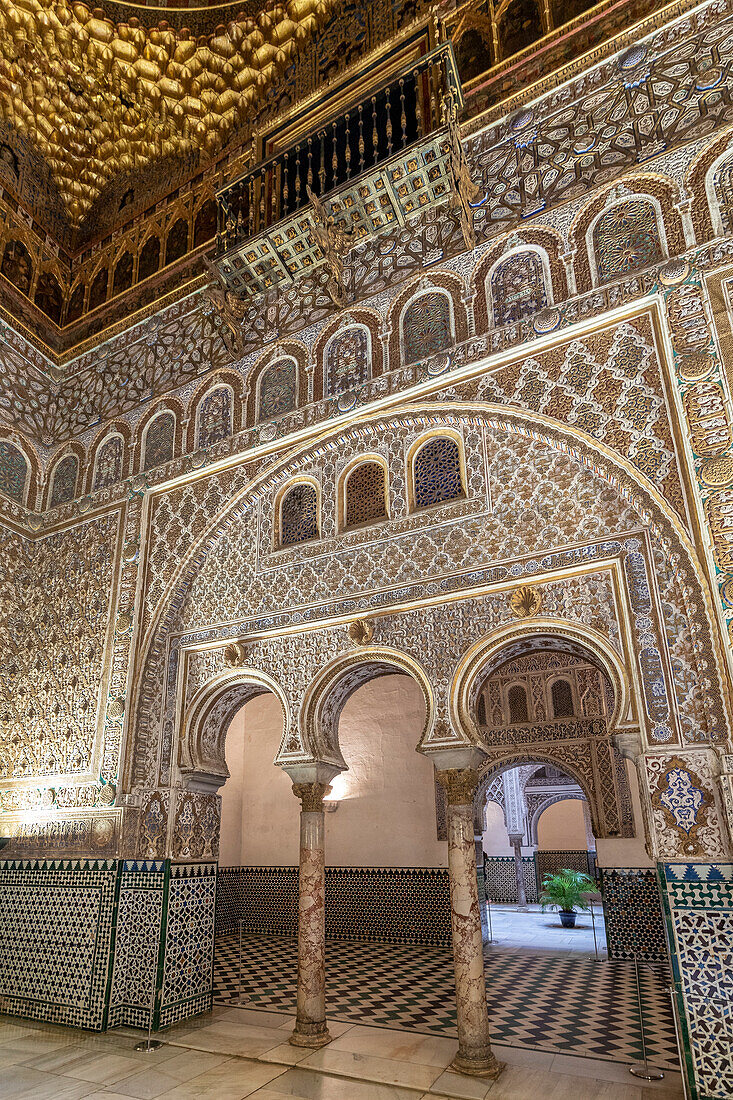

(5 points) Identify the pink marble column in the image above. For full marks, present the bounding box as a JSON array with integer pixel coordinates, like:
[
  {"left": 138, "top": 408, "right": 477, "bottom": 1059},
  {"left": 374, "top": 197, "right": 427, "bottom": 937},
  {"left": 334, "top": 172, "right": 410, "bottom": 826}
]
[
  {"left": 437, "top": 766, "right": 503, "bottom": 1079},
  {"left": 289, "top": 778, "right": 333, "bottom": 1048}
]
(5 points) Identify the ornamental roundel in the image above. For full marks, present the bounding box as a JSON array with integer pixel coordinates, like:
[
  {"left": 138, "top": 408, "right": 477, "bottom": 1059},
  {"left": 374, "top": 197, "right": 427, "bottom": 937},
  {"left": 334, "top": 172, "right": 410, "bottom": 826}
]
[
  {"left": 490, "top": 250, "right": 549, "bottom": 328},
  {"left": 198, "top": 386, "right": 232, "bottom": 448},
  {"left": 593, "top": 199, "right": 663, "bottom": 283},
  {"left": 259, "top": 359, "right": 297, "bottom": 422},
  {"left": 281, "top": 482, "right": 319, "bottom": 546},
  {"left": 0, "top": 439, "right": 27, "bottom": 503},
  {"left": 50, "top": 454, "right": 78, "bottom": 506},
  {"left": 326, "top": 327, "right": 370, "bottom": 396},
  {"left": 402, "top": 291, "right": 452, "bottom": 365},
  {"left": 413, "top": 436, "right": 463, "bottom": 509}
]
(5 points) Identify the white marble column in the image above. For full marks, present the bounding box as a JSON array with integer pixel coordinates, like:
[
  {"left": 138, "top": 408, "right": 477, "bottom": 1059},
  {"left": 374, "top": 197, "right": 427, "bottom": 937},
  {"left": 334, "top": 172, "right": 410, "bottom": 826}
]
[
  {"left": 436, "top": 760, "right": 503, "bottom": 1079},
  {"left": 285, "top": 763, "right": 340, "bottom": 1048},
  {"left": 508, "top": 833, "right": 528, "bottom": 908}
]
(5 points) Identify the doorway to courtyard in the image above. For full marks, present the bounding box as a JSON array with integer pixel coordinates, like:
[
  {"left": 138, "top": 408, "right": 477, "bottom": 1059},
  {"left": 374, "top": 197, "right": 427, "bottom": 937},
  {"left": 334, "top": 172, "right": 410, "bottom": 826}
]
[{"left": 479, "top": 760, "right": 606, "bottom": 960}]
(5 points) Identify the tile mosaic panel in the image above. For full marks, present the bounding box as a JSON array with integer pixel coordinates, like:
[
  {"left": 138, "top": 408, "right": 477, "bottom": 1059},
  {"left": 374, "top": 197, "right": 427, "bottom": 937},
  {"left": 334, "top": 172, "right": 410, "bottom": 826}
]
[
  {"left": 599, "top": 868, "right": 667, "bottom": 962},
  {"left": 536, "top": 849, "right": 597, "bottom": 882},
  {"left": 215, "top": 866, "right": 452, "bottom": 947},
  {"left": 483, "top": 856, "right": 538, "bottom": 904},
  {"left": 108, "top": 860, "right": 166, "bottom": 1029},
  {"left": 159, "top": 862, "right": 216, "bottom": 1028},
  {"left": 0, "top": 858, "right": 118, "bottom": 1030},
  {"left": 659, "top": 863, "right": 733, "bottom": 1100}
]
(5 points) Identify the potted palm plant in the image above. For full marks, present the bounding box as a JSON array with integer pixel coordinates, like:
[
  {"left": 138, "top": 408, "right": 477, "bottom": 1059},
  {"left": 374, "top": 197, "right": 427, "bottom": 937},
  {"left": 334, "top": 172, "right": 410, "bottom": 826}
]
[{"left": 540, "top": 868, "right": 595, "bottom": 928}]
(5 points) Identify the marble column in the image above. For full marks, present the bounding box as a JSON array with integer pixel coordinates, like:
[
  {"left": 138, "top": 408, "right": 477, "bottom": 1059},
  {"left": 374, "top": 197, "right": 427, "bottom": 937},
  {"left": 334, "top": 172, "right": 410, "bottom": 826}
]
[
  {"left": 509, "top": 833, "right": 528, "bottom": 908},
  {"left": 436, "top": 762, "right": 503, "bottom": 1079},
  {"left": 285, "top": 764, "right": 340, "bottom": 1048}
]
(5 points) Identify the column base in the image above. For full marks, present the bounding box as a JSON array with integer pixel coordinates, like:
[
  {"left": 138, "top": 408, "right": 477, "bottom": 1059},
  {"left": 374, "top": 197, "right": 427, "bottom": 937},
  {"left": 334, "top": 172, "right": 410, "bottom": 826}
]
[
  {"left": 450, "top": 1051, "right": 504, "bottom": 1078},
  {"left": 289, "top": 1023, "right": 332, "bottom": 1049}
]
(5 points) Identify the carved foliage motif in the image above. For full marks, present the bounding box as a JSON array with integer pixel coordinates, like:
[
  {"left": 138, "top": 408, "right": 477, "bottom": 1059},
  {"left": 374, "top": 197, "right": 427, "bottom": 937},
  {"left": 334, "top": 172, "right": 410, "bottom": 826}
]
[
  {"left": 593, "top": 200, "right": 664, "bottom": 283},
  {"left": 491, "top": 250, "right": 549, "bottom": 327},
  {"left": 259, "top": 359, "right": 297, "bottom": 422}
]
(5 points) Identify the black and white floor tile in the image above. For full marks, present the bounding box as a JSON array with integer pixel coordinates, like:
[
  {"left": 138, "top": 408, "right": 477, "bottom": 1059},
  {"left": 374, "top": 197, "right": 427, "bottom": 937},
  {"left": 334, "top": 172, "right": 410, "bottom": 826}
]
[{"left": 213, "top": 933, "right": 678, "bottom": 1068}]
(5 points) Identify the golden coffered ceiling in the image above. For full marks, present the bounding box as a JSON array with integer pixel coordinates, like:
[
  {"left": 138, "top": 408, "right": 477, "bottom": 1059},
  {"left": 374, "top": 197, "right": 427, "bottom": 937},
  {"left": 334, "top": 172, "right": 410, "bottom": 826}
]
[{"left": 0, "top": 0, "right": 332, "bottom": 224}]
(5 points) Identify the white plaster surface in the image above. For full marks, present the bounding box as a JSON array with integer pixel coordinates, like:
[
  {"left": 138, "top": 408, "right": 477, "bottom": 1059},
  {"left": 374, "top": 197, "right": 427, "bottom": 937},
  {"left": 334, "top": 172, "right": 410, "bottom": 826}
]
[
  {"left": 219, "top": 675, "right": 447, "bottom": 867},
  {"left": 536, "top": 799, "right": 587, "bottom": 850}
]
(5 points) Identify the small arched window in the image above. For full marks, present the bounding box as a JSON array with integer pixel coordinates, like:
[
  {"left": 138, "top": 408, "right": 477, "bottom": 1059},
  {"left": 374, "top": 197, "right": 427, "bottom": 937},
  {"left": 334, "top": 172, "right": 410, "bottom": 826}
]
[
  {"left": 197, "top": 387, "right": 232, "bottom": 448},
  {"left": 166, "top": 218, "right": 189, "bottom": 264},
  {"left": 551, "top": 679, "right": 574, "bottom": 719},
  {"left": 89, "top": 267, "right": 108, "bottom": 311},
  {"left": 50, "top": 454, "right": 78, "bottom": 506},
  {"left": 508, "top": 685, "right": 529, "bottom": 724},
  {"left": 413, "top": 436, "right": 463, "bottom": 510},
  {"left": 138, "top": 236, "right": 161, "bottom": 282},
  {"left": 93, "top": 435, "right": 123, "bottom": 491},
  {"left": 402, "top": 291, "right": 452, "bottom": 364},
  {"left": 0, "top": 440, "right": 28, "bottom": 503},
  {"left": 143, "top": 413, "right": 176, "bottom": 470},
  {"left": 593, "top": 199, "right": 663, "bottom": 283},
  {"left": 326, "top": 327, "right": 371, "bottom": 396},
  {"left": 259, "top": 359, "right": 297, "bottom": 422},
  {"left": 113, "top": 252, "right": 133, "bottom": 296},
  {"left": 35, "top": 272, "right": 63, "bottom": 325},
  {"left": 194, "top": 200, "right": 217, "bottom": 248},
  {"left": 281, "top": 483, "right": 319, "bottom": 547},
  {"left": 345, "top": 461, "right": 387, "bottom": 528},
  {"left": 67, "top": 282, "right": 85, "bottom": 323},
  {"left": 490, "top": 250, "right": 549, "bottom": 327},
  {"left": 1, "top": 240, "right": 32, "bottom": 295}
]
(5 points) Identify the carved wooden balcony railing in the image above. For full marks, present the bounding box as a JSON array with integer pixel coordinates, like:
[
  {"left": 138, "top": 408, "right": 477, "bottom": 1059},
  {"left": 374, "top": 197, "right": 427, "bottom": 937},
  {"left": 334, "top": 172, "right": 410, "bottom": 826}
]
[{"left": 213, "top": 43, "right": 463, "bottom": 297}]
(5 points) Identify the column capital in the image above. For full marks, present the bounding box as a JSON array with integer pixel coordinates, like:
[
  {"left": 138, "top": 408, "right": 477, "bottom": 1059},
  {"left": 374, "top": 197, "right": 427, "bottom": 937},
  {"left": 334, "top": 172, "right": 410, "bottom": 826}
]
[
  {"left": 436, "top": 767, "right": 481, "bottom": 806},
  {"left": 292, "top": 781, "right": 332, "bottom": 812}
]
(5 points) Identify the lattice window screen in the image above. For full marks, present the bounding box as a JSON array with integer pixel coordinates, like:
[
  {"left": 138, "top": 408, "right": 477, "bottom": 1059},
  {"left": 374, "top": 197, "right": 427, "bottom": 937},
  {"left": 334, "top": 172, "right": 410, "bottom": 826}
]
[
  {"left": 345, "top": 461, "right": 387, "bottom": 528},
  {"left": 413, "top": 437, "right": 463, "bottom": 509},
  {"left": 281, "top": 483, "right": 319, "bottom": 546}
]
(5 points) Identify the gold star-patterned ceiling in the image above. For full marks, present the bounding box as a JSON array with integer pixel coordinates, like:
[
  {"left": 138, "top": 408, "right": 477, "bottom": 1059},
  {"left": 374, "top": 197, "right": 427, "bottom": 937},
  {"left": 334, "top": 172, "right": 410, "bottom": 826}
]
[{"left": 0, "top": 0, "right": 332, "bottom": 224}]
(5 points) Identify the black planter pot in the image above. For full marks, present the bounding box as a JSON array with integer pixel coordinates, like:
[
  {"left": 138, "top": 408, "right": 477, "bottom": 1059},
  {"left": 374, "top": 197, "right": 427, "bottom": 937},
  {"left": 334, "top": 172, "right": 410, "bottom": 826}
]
[{"left": 559, "top": 909, "right": 576, "bottom": 928}]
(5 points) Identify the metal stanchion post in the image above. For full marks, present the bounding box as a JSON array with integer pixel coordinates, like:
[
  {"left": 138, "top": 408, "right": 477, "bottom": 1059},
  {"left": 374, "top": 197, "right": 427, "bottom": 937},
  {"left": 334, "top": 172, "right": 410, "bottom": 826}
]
[
  {"left": 134, "top": 967, "right": 164, "bottom": 1052},
  {"left": 589, "top": 900, "right": 599, "bottom": 960},
  {"left": 629, "top": 954, "right": 664, "bottom": 1081},
  {"left": 668, "top": 985, "right": 690, "bottom": 1100},
  {"left": 486, "top": 894, "right": 493, "bottom": 944},
  {"left": 229, "top": 919, "right": 250, "bottom": 1006}
]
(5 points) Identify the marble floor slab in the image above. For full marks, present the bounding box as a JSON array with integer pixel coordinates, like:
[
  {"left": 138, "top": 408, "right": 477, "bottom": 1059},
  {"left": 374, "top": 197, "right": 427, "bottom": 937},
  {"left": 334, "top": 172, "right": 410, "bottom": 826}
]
[{"left": 0, "top": 1012, "right": 684, "bottom": 1100}]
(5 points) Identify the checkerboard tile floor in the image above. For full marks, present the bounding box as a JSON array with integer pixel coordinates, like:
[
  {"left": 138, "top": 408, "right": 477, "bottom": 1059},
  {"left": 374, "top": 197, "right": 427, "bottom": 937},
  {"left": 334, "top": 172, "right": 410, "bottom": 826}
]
[{"left": 213, "top": 933, "right": 678, "bottom": 1069}]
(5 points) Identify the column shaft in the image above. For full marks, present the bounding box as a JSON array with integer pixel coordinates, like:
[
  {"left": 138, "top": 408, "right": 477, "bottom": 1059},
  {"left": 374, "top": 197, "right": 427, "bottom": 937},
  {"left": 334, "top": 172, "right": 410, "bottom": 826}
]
[
  {"left": 439, "top": 769, "right": 502, "bottom": 1079},
  {"left": 290, "top": 784, "right": 332, "bottom": 1048},
  {"left": 509, "top": 834, "right": 528, "bottom": 908}
]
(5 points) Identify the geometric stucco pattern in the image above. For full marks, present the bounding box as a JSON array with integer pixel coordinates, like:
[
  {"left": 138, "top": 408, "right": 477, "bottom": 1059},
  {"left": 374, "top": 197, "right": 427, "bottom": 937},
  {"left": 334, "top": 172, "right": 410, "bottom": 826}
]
[{"left": 0, "top": 513, "right": 118, "bottom": 787}]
